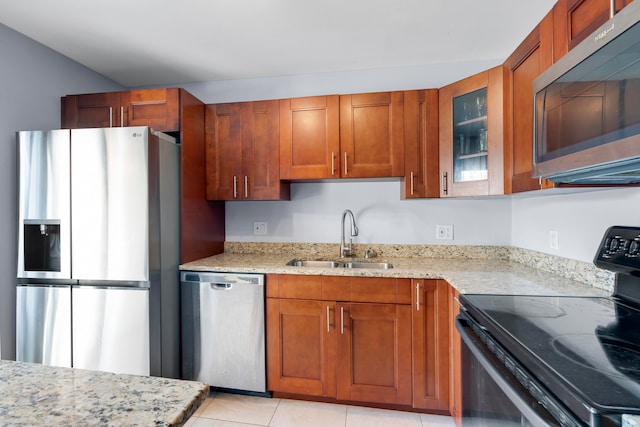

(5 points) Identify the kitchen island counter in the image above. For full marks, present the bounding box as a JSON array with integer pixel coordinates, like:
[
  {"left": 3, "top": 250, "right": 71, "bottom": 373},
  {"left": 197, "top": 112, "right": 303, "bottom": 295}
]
[
  {"left": 0, "top": 360, "right": 208, "bottom": 426},
  {"left": 181, "top": 248, "right": 612, "bottom": 297}
]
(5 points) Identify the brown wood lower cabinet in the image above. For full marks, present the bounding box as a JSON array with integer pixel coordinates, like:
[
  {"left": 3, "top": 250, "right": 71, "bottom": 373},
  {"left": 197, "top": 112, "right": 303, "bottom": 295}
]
[
  {"left": 266, "top": 274, "right": 451, "bottom": 412},
  {"left": 266, "top": 274, "right": 412, "bottom": 406},
  {"left": 266, "top": 298, "right": 337, "bottom": 397},
  {"left": 448, "top": 286, "right": 462, "bottom": 426},
  {"left": 412, "top": 279, "right": 450, "bottom": 411},
  {"left": 337, "top": 302, "right": 412, "bottom": 405}
]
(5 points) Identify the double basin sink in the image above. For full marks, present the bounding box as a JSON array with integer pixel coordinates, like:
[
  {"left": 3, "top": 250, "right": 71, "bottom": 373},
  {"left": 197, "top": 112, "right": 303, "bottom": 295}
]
[{"left": 287, "top": 259, "right": 394, "bottom": 269}]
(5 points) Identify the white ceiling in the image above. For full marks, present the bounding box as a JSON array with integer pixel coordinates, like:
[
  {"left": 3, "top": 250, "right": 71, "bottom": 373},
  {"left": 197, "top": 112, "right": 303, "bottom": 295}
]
[{"left": 0, "top": 0, "right": 557, "bottom": 88}]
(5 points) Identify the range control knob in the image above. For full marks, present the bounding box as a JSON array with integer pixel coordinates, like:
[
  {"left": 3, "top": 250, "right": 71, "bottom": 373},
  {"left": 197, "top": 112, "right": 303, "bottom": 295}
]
[
  {"left": 629, "top": 240, "right": 640, "bottom": 257},
  {"left": 608, "top": 237, "right": 621, "bottom": 253}
]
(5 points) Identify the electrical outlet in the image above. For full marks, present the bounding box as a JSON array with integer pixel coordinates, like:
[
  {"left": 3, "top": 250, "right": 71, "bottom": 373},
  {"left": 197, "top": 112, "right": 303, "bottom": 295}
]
[
  {"left": 253, "top": 221, "right": 267, "bottom": 235},
  {"left": 549, "top": 230, "right": 559, "bottom": 250},
  {"left": 436, "top": 224, "right": 454, "bottom": 240}
]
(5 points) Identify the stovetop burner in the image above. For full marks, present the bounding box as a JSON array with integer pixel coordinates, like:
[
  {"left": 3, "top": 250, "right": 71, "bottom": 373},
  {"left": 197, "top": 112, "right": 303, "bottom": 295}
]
[
  {"left": 485, "top": 297, "right": 567, "bottom": 318},
  {"left": 552, "top": 333, "right": 640, "bottom": 379}
]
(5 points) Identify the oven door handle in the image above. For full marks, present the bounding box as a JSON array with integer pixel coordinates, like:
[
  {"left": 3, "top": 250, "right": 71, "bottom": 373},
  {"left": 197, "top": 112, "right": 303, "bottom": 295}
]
[{"left": 456, "top": 317, "right": 558, "bottom": 427}]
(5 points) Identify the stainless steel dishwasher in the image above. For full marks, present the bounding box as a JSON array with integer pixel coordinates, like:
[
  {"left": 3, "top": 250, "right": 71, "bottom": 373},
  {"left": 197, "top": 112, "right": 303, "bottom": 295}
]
[{"left": 180, "top": 271, "right": 266, "bottom": 393}]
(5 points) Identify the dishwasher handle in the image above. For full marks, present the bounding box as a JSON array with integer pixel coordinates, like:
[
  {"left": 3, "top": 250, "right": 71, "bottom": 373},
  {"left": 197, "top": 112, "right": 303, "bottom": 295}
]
[{"left": 207, "top": 282, "right": 233, "bottom": 290}]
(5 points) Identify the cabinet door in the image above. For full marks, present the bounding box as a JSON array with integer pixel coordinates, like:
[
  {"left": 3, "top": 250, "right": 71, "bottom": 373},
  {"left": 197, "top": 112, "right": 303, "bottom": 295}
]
[
  {"left": 340, "top": 92, "right": 405, "bottom": 178},
  {"left": 242, "top": 100, "right": 289, "bottom": 200},
  {"left": 439, "top": 66, "right": 504, "bottom": 197},
  {"left": 448, "top": 285, "right": 462, "bottom": 426},
  {"left": 266, "top": 298, "right": 337, "bottom": 397},
  {"left": 205, "top": 103, "right": 243, "bottom": 200},
  {"left": 555, "top": 0, "right": 633, "bottom": 56},
  {"left": 126, "top": 88, "right": 180, "bottom": 132},
  {"left": 280, "top": 96, "right": 340, "bottom": 179},
  {"left": 412, "top": 280, "right": 450, "bottom": 411},
  {"left": 505, "top": 11, "right": 555, "bottom": 194},
  {"left": 403, "top": 90, "right": 439, "bottom": 198},
  {"left": 336, "top": 303, "right": 412, "bottom": 405},
  {"left": 61, "top": 92, "right": 123, "bottom": 129}
]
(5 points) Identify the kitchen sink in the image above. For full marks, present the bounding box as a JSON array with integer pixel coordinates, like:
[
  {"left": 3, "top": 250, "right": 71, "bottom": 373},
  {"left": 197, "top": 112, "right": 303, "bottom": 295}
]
[
  {"left": 286, "top": 259, "right": 393, "bottom": 269},
  {"left": 344, "top": 261, "right": 394, "bottom": 269},
  {"left": 286, "top": 259, "right": 342, "bottom": 268}
]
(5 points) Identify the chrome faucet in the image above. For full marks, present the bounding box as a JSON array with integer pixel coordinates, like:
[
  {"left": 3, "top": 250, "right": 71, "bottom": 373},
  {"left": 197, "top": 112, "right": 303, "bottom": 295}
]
[{"left": 340, "top": 209, "right": 358, "bottom": 258}]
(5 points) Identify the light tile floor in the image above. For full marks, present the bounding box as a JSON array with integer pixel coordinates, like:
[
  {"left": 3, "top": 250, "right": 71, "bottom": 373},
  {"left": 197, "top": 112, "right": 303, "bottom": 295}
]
[{"left": 185, "top": 392, "right": 456, "bottom": 427}]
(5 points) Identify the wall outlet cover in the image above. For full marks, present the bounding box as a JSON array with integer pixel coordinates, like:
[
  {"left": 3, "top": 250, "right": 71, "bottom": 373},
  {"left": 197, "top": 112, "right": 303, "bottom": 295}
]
[
  {"left": 549, "top": 230, "right": 559, "bottom": 250},
  {"left": 254, "top": 221, "right": 267, "bottom": 235},
  {"left": 436, "top": 224, "right": 454, "bottom": 240}
]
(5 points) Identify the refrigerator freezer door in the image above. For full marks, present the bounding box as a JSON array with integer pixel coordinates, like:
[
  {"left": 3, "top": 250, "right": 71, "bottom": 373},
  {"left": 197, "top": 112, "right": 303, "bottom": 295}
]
[
  {"left": 71, "top": 127, "right": 149, "bottom": 282},
  {"left": 17, "top": 130, "right": 71, "bottom": 279},
  {"left": 16, "top": 285, "right": 71, "bottom": 367},
  {"left": 72, "top": 286, "right": 150, "bottom": 375}
]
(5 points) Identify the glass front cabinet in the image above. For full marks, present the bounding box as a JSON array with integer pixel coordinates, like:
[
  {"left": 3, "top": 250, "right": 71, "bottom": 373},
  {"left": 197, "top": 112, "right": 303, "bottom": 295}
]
[{"left": 439, "top": 66, "right": 505, "bottom": 197}]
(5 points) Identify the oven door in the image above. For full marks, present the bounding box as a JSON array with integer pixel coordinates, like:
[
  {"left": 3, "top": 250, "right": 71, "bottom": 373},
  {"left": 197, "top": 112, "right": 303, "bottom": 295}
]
[{"left": 456, "top": 312, "right": 581, "bottom": 427}]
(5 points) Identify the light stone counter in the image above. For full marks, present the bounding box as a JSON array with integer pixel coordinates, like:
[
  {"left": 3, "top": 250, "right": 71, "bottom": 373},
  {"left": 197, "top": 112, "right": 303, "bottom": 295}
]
[
  {"left": 0, "top": 360, "right": 208, "bottom": 426},
  {"left": 181, "top": 243, "right": 614, "bottom": 297}
]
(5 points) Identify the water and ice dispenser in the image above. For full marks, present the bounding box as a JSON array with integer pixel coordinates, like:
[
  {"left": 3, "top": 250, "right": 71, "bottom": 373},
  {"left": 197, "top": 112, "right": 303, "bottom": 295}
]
[{"left": 22, "top": 220, "right": 61, "bottom": 272}]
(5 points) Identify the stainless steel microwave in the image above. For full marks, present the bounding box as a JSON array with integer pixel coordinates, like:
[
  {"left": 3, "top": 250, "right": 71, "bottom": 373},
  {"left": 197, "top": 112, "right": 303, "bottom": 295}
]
[{"left": 533, "top": 0, "right": 640, "bottom": 184}]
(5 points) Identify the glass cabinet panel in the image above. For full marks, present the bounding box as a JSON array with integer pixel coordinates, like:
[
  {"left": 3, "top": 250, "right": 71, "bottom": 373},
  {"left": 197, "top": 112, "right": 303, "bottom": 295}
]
[{"left": 453, "top": 88, "right": 488, "bottom": 182}]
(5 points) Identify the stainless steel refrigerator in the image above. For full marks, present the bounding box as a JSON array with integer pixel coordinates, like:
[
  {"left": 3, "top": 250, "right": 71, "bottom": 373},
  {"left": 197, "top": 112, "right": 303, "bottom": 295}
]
[{"left": 16, "top": 127, "right": 180, "bottom": 378}]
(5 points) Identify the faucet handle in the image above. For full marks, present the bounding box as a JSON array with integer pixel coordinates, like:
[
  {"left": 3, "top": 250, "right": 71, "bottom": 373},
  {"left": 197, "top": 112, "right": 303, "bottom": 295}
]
[{"left": 364, "top": 248, "right": 377, "bottom": 259}]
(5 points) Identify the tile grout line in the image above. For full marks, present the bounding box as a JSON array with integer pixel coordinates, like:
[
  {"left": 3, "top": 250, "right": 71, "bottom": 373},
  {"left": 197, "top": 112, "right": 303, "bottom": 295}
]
[{"left": 266, "top": 396, "right": 282, "bottom": 427}]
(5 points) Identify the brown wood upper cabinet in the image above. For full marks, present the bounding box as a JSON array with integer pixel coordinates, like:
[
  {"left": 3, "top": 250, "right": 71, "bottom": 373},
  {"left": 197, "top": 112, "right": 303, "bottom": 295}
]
[
  {"left": 205, "top": 101, "right": 289, "bottom": 201},
  {"left": 554, "top": 0, "right": 633, "bottom": 59},
  {"left": 504, "top": 10, "right": 555, "bottom": 194},
  {"left": 280, "top": 92, "right": 405, "bottom": 180},
  {"left": 403, "top": 90, "right": 440, "bottom": 198},
  {"left": 266, "top": 274, "right": 412, "bottom": 406},
  {"left": 439, "top": 66, "right": 505, "bottom": 197},
  {"left": 61, "top": 88, "right": 181, "bottom": 132}
]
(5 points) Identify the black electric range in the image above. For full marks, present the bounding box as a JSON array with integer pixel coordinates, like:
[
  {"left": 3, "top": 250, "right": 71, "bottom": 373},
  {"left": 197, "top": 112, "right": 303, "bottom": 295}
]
[{"left": 459, "top": 226, "right": 640, "bottom": 427}]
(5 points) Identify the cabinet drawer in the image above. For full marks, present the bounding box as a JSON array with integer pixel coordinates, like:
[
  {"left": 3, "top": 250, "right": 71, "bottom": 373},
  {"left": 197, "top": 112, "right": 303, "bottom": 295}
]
[
  {"left": 274, "top": 275, "right": 322, "bottom": 300},
  {"left": 350, "top": 277, "right": 411, "bottom": 304},
  {"left": 268, "top": 275, "right": 411, "bottom": 304}
]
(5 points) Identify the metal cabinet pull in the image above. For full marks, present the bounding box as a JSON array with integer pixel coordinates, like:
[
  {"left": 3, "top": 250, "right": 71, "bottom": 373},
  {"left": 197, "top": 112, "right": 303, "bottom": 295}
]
[
  {"left": 344, "top": 152, "right": 348, "bottom": 176},
  {"left": 244, "top": 176, "right": 249, "bottom": 198},
  {"left": 340, "top": 306, "right": 344, "bottom": 334},
  {"left": 442, "top": 171, "right": 448, "bottom": 195},
  {"left": 327, "top": 306, "right": 331, "bottom": 332},
  {"left": 416, "top": 282, "right": 420, "bottom": 311},
  {"left": 410, "top": 172, "right": 415, "bottom": 196},
  {"left": 109, "top": 107, "right": 113, "bottom": 128},
  {"left": 120, "top": 106, "right": 124, "bottom": 127},
  {"left": 610, "top": 0, "right": 616, "bottom": 17},
  {"left": 331, "top": 152, "right": 335, "bottom": 176},
  {"left": 233, "top": 176, "right": 238, "bottom": 199}
]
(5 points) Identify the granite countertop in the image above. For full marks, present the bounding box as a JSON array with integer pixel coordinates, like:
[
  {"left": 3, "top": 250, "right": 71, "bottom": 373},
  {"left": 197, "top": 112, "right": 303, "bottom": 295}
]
[
  {"left": 0, "top": 360, "right": 208, "bottom": 426},
  {"left": 181, "top": 248, "right": 612, "bottom": 297}
]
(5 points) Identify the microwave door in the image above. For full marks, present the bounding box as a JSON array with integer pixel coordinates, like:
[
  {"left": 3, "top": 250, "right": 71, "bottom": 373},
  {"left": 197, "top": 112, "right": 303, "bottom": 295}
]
[
  {"left": 71, "top": 128, "right": 149, "bottom": 282},
  {"left": 17, "top": 130, "right": 71, "bottom": 280}
]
